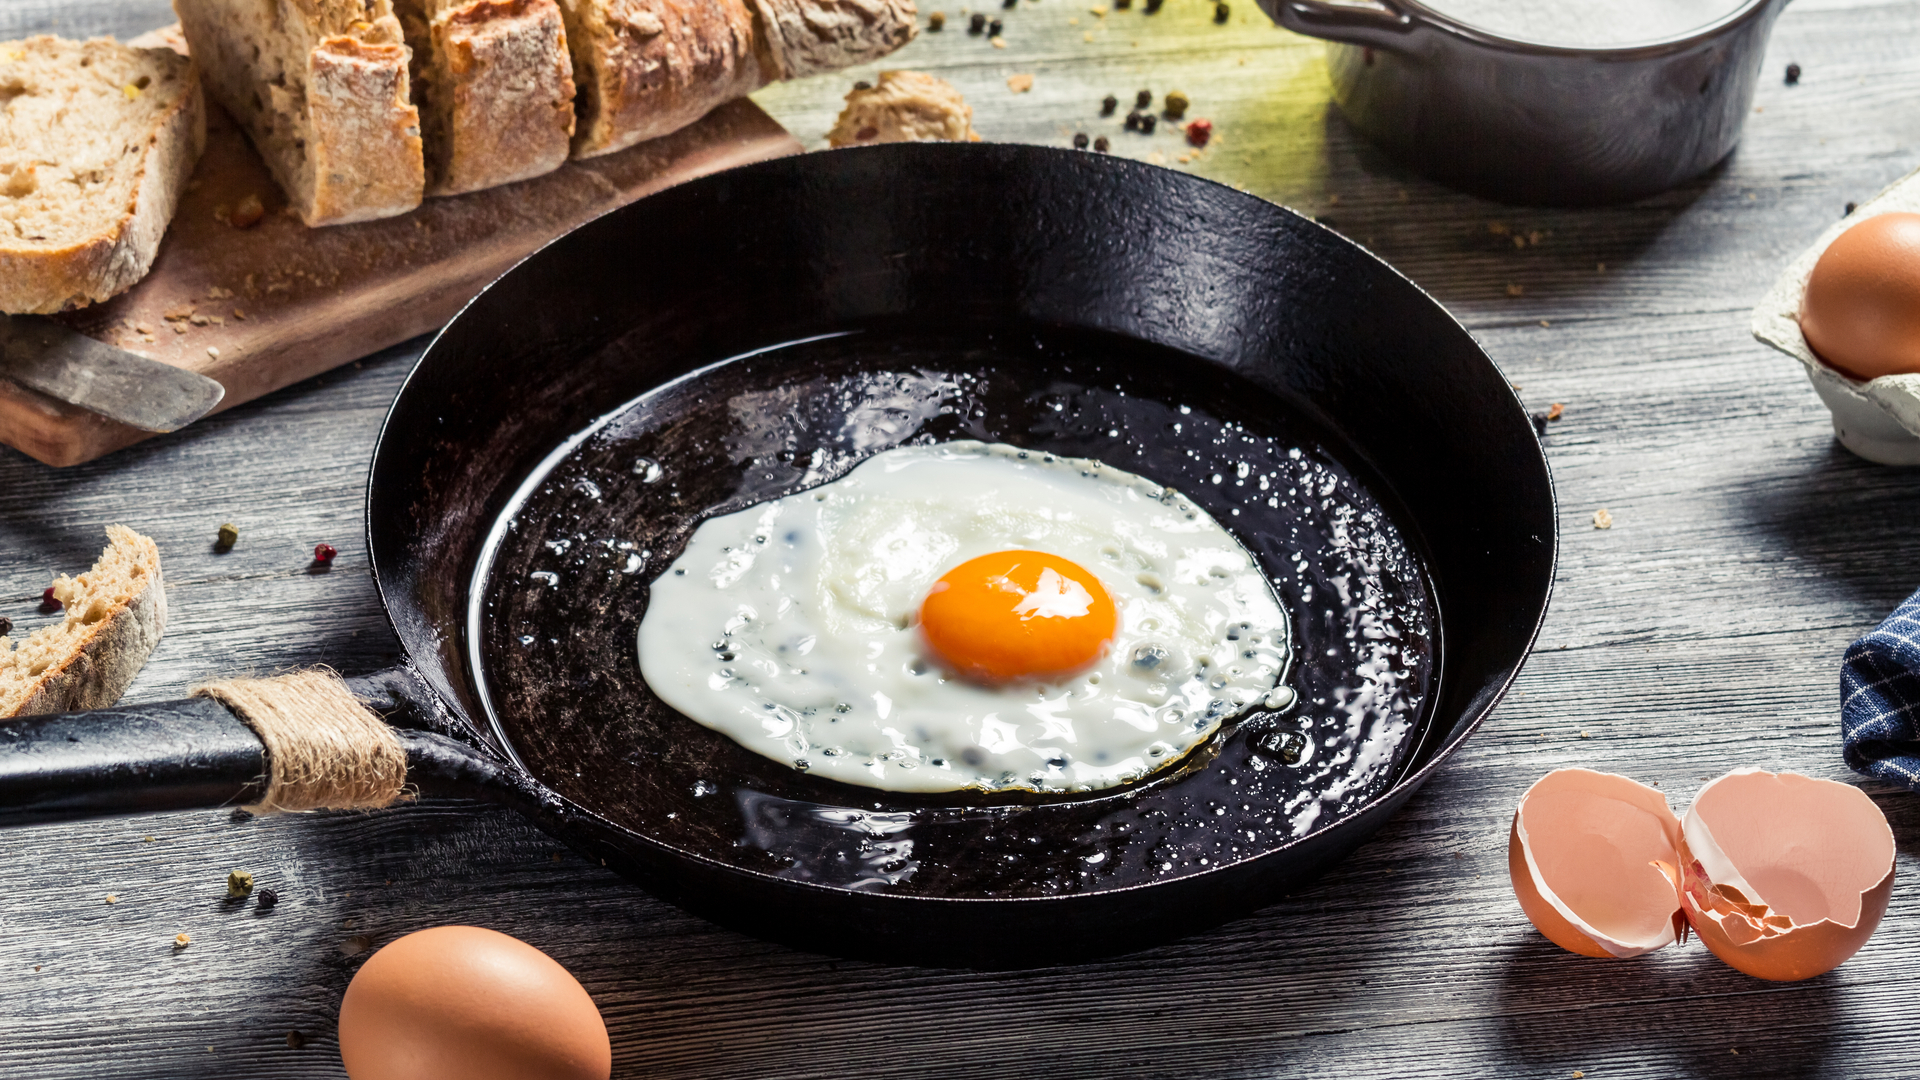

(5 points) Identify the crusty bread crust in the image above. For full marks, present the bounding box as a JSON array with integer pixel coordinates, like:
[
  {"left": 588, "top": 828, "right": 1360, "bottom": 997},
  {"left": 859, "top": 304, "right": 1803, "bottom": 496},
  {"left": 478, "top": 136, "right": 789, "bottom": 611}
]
[
  {"left": 560, "top": 0, "right": 765, "bottom": 159},
  {"left": 306, "top": 29, "right": 428, "bottom": 224},
  {"left": 413, "top": 0, "right": 577, "bottom": 195},
  {"left": 4, "top": 526, "right": 166, "bottom": 717},
  {"left": 751, "top": 0, "right": 916, "bottom": 81},
  {"left": 0, "top": 42, "right": 205, "bottom": 315}
]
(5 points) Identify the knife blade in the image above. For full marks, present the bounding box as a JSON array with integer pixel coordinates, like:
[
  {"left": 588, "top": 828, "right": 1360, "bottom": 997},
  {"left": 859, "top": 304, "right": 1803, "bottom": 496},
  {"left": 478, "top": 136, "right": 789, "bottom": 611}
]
[{"left": 0, "top": 315, "right": 226, "bottom": 433}]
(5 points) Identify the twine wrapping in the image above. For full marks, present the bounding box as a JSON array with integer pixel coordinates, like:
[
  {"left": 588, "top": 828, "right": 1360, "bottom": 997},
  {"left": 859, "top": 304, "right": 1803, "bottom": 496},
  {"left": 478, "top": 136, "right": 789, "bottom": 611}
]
[{"left": 194, "top": 669, "right": 410, "bottom": 813}]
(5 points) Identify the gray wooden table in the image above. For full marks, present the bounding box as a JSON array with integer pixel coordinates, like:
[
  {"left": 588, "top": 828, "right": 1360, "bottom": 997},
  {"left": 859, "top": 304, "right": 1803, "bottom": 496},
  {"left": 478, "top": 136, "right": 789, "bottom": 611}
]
[{"left": 4, "top": 0, "right": 1919, "bottom": 1076}]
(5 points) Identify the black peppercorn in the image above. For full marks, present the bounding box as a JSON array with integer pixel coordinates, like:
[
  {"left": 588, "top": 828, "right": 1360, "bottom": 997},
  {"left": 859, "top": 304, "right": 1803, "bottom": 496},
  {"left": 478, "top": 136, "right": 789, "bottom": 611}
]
[
  {"left": 229, "top": 807, "right": 253, "bottom": 822},
  {"left": 1139, "top": 113, "right": 1157, "bottom": 134},
  {"left": 1101, "top": 94, "right": 1117, "bottom": 116},
  {"left": 285, "top": 1030, "right": 304, "bottom": 1050},
  {"left": 853, "top": 80, "right": 872, "bottom": 90},
  {"left": 1094, "top": 136, "right": 1110, "bottom": 152},
  {"left": 1124, "top": 110, "right": 1141, "bottom": 131},
  {"left": 1115, "top": 0, "right": 1131, "bottom": 7},
  {"left": 1214, "top": 1, "right": 1229, "bottom": 21},
  {"left": 1073, "top": 132, "right": 1090, "bottom": 149},
  {"left": 987, "top": 17, "right": 1003, "bottom": 34},
  {"left": 1003, "top": 0, "right": 1017, "bottom": 8},
  {"left": 1531, "top": 413, "right": 1550, "bottom": 436},
  {"left": 1135, "top": 89, "right": 1151, "bottom": 109},
  {"left": 257, "top": 887, "right": 279, "bottom": 909},
  {"left": 1144, "top": 0, "right": 1163, "bottom": 12},
  {"left": 1785, "top": 62, "right": 1801, "bottom": 85},
  {"left": 0, "top": 616, "right": 11, "bottom": 637},
  {"left": 968, "top": 11, "right": 986, "bottom": 32},
  {"left": 1846, "top": 201, "right": 1858, "bottom": 216}
]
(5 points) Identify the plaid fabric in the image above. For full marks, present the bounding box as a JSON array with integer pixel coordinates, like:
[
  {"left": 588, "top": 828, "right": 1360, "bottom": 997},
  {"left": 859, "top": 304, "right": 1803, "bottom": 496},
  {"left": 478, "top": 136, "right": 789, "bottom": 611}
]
[{"left": 1843, "top": 588, "right": 1920, "bottom": 788}]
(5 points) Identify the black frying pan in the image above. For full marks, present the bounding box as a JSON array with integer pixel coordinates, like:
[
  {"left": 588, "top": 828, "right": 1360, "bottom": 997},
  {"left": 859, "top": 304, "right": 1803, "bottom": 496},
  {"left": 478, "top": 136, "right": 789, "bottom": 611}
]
[{"left": 0, "top": 145, "right": 1555, "bottom": 967}]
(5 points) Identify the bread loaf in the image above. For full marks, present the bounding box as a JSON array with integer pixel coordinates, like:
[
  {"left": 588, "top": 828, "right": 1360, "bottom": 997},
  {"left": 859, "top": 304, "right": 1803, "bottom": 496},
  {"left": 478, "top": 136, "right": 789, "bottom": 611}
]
[
  {"left": 0, "top": 37, "right": 204, "bottom": 314},
  {"left": 396, "top": 0, "right": 577, "bottom": 195},
  {"left": 173, "top": 0, "right": 425, "bottom": 225},
  {"left": 0, "top": 526, "right": 166, "bottom": 718},
  {"left": 559, "top": 0, "right": 915, "bottom": 159}
]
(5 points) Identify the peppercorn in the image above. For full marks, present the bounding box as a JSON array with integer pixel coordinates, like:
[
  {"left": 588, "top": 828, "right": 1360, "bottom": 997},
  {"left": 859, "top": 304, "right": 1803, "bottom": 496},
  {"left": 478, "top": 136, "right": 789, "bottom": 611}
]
[
  {"left": 1785, "top": 62, "right": 1801, "bottom": 85},
  {"left": 1139, "top": 113, "right": 1157, "bottom": 134},
  {"left": 1531, "top": 413, "right": 1550, "bottom": 436},
  {"left": 1213, "top": 1, "right": 1229, "bottom": 21},
  {"left": 1093, "top": 136, "right": 1110, "bottom": 152},
  {"left": 216, "top": 522, "right": 239, "bottom": 550},
  {"left": 1185, "top": 118, "right": 1212, "bottom": 147},
  {"left": 314, "top": 542, "right": 338, "bottom": 565},
  {"left": 1845, "top": 202, "right": 1857, "bottom": 216},
  {"left": 928, "top": 10, "right": 945, "bottom": 29},
  {"left": 230, "top": 807, "right": 253, "bottom": 822},
  {"left": 1101, "top": 94, "right": 1117, "bottom": 116},
  {"left": 286, "top": 1030, "right": 305, "bottom": 1050},
  {"left": 257, "top": 888, "right": 279, "bottom": 910},
  {"left": 1114, "top": 0, "right": 1131, "bottom": 7},
  {"left": 1073, "top": 132, "right": 1090, "bottom": 150},
  {"left": 0, "top": 616, "right": 11, "bottom": 636},
  {"left": 1002, "top": 0, "right": 1017, "bottom": 9},
  {"left": 969, "top": 11, "right": 986, "bottom": 32},
  {"left": 1163, "top": 89, "right": 1189, "bottom": 119},
  {"left": 987, "top": 17, "right": 1003, "bottom": 35},
  {"left": 1124, "top": 110, "right": 1141, "bottom": 131},
  {"left": 853, "top": 80, "right": 872, "bottom": 91},
  {"left": 1144, "top": 0, "right": 1163, "bottom": 12},
  {"left": 39, "top": 587, "right": 60, "bottom": 612},
  {"left": 1135, "top": 89, "right": 1151, "bottom": 109},
  {"left": 227, "top": 870, "right": 255, "bottom": 899}
]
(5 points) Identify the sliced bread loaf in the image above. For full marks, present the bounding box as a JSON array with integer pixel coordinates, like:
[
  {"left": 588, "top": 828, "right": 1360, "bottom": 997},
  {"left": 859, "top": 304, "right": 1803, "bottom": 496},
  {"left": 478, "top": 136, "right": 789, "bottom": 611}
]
[
  {"left": 0, "top": 525, "right": 166, "bottom": 717},
  {"left": 173, "top": 0, "right": 425, "bottom": 226},
  {"left": 0, "top": 37, "right": 204, "bottom": 315},
  {"left": 397, "top": 0, "right": 577, "bottom": 196},
  {"left": 557, "top": 0, "right": 914, "bottom": 160}
]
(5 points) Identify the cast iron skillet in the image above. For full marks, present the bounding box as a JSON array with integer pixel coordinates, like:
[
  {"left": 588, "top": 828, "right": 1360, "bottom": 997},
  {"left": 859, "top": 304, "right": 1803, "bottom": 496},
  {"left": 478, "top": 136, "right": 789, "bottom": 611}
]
[{"left": 0, "top": 145, "right": 1555, "bottom": 967}]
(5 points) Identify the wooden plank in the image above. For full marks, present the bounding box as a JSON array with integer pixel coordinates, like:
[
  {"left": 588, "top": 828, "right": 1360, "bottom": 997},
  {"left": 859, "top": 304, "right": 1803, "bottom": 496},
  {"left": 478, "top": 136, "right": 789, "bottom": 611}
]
[{"left": 2, "top": 0, "right": 1920, "bottom": 1077}]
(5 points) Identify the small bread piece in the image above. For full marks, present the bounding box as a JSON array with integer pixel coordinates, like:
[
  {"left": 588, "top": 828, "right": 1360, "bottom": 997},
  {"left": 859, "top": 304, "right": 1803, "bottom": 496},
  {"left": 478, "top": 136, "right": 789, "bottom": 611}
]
[
  {"left": 0, "top": 526, "right": 166, "bottom": 717},
  {"left": 397, "top": 0, "right": 577, "bottom": 196},
  {"left": 826, "top": 70, "right": 976, "bottom": 148},
  {"left": 174, "top": 0, "right": 425, "bottom": 225},
  {"left": 0, "top": 37, "right": 205, "bottom": 314},
  {"left": 558, "top": 0, "right": 914, "bottom": 160}
]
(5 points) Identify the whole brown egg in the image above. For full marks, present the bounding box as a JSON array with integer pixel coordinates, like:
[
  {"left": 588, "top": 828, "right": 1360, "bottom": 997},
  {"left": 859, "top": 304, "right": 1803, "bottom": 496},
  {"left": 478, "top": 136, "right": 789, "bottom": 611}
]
[
  {"left": 338, "top": 926, "right": 611, "bottom": 1080},
  {"left": 1799, "top": 211, "right": 1920, "bottom": 381}
]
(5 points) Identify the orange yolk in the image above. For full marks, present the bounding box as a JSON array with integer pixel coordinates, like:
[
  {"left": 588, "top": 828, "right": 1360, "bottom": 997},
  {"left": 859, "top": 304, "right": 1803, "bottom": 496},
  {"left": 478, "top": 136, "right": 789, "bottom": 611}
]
[{"left": 917, "top": 550, "right": 1118, "bottom": 683}]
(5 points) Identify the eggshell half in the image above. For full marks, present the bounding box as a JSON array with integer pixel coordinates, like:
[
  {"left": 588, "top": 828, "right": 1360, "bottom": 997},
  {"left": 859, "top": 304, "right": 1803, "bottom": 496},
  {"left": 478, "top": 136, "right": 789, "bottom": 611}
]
[
  {"left": 338, "top": 926, "right": 612, "bottom": 1080},
  {"left": 1510, "top": 769, "right": 1687, "bottom": 959},
  {"left": 1680, "top": 769, "right": 1895, "bottom": 982}
]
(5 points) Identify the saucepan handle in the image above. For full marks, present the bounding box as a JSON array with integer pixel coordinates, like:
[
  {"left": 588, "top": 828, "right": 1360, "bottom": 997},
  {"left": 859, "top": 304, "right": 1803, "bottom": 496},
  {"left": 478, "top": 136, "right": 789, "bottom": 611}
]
[
  {"left": 1261, "top": 0, "right": 1426, "bottom": 51},
  {"left": 0, "top": 668, "right": 516, "bottom": 826}
]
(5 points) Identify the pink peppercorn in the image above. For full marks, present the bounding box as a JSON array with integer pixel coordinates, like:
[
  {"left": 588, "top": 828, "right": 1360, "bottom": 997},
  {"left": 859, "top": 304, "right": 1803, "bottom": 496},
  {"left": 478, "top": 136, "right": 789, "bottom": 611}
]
[
  {"left": 1185, "top": 119, "right": 1213, "bottom": 147},
  {"left": 314, "top": 543, "right": 338, "bottom": 564},
  {"left": 40, "top": 587, "right": 61, "bottom": 611}
]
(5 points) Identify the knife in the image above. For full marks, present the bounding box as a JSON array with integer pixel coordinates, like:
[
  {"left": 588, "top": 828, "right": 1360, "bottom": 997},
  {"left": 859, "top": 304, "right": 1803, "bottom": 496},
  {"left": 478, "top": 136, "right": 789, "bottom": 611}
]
[{"left": 0, "top": 315, "right": 226, "bottom": 433}]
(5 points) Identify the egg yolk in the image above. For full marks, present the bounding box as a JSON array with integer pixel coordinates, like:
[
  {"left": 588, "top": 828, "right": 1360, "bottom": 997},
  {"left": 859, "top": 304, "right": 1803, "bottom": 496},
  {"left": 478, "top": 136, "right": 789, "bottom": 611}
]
[{"left": 918, "top": 550, "right": 1118, "bottom": 683}]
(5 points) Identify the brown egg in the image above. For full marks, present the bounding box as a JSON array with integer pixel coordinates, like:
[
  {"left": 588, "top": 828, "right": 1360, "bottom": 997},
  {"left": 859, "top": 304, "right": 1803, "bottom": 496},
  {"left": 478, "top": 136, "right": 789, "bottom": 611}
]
[
  {"left": 1799, "top": 211, "right": 1920, "bottom": 381},
  {"left": 338, "top": 926, "right": 611, "bottom": 1080},
  {"left": 1510, "top": 768, "right": 1894, "bottom": 981}
]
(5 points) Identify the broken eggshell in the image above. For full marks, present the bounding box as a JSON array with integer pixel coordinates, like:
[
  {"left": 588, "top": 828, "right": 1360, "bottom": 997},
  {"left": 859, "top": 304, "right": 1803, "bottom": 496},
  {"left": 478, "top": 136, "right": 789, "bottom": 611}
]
[
  {"left": 1680, "top": 768, "right": 1896, "bottom": 982},
  {"left": 1510, "top": 767, "right": 1895, "bottom": 981}
]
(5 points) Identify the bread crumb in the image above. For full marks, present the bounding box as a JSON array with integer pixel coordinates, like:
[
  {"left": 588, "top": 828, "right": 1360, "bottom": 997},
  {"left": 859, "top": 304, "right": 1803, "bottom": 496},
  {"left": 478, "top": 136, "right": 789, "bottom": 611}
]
[
  {"left": 1488, "top": 221, "right": 1510, "bottom": 235},
  {"left": 163, "top": 303, "right": 194, "bottom": 321},
  {"left": 1592, "top": 509, "right": 1613, "bottom": 530},
  {"left": 827, "top": 71, "right": 978, "bottom": 148},
  {"left": 1506, "top": 283, "right": 1524, "bottom": 297},
  {"left": 232, "top": 309, "right": 246, "bottom": 320},
  {"left": 1579, "top": 731, "right": 1590, "bottom": 739},
  {"left": 227, "top": 193, "right": 265, "bottom": 229},
  {"left": 1083, "top": 31, "right": 1094, "bottom": 40},
  {"left": 1147, "top": 151, "right": 1165, "bottom": 165},
  {"left": 171, "top": 324, "right": 189, "bottom": 335},
  {"left": 206, "top": 286, "right": 233, "bottom": 300},
  {"left": 133, "top": 323, "right": 152, "bottom": 335},
  {"left": 206, "top": 346, "right": 220, "bottom": 359},
  {"left": 991, "top": 35, "right": 1007, "bottom": 46},
  {"left": 188, "top": 313, "right": 209, "bottom": 325},
  {"left": 174, "top": 933, "right": 191, "bottom": 948},
  {"left": 1546, "top": 402, "right": 1565, "bottom": 420},
  {"left": 1089, "top": 4, "right": 1107, "bottom": 12},
  {"left": 105, "top": 894, "right": 117, "bottom": 904},
  {"left": 1007, "top": 73, "right": 1033, "bottom": 92}
]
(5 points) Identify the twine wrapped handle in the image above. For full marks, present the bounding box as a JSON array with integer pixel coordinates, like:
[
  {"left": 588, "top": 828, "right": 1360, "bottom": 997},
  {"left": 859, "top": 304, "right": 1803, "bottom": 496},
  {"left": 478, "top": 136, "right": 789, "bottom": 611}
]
[{"left": 194, "top": 669, "right": 410, "bottom": 813}]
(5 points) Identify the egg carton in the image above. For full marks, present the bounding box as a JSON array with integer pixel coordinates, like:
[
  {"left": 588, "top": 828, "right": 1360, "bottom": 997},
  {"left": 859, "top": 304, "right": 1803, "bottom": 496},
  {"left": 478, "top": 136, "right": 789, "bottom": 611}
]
[{"left": 1752, "top": 164, "right": 1920, "bottom": 466}]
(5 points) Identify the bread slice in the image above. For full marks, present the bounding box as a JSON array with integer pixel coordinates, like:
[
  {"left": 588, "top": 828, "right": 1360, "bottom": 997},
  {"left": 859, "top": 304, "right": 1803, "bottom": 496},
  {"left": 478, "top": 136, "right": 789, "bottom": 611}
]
[
  {"left": 0, "top": 526, "right": 166, "bottom": 717},
  {"left": 826, "top": 70, "right": 975, "bottom": 148},
  {"left": 0, "top": 37, "right": 204, "bottom": 315},
  {"left": 396, "top": 0, "right": 576, "bottom": 196},
  {"left": 173, "top": 0, "right": 425, "bottom": 226},
  {"left": 557, "top": 0, "right": 912, "bottom": 160}
]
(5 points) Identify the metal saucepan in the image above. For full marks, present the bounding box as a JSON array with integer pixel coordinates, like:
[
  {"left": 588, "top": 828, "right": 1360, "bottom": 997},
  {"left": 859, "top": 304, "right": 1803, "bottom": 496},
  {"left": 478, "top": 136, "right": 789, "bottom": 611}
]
[
  {"left": 0, "top": 145, "right": 1556, "bottom": 967},
  {"left": 1261, "top": 0, "right": 1792, "bottom": 205}
]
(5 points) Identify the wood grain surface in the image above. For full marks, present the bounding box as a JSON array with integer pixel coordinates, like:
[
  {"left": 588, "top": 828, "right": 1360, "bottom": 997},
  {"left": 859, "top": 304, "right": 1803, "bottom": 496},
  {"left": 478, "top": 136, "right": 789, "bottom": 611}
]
[{"left": 3, "top": 0, "right": 1920, "bottom": 1077}]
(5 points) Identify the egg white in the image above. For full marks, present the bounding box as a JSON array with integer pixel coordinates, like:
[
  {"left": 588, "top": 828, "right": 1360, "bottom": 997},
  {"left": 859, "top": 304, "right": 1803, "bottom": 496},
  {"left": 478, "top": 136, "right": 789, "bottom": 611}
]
[{"left": 637, "top": 441, "right": 1291, "bottom": 794}]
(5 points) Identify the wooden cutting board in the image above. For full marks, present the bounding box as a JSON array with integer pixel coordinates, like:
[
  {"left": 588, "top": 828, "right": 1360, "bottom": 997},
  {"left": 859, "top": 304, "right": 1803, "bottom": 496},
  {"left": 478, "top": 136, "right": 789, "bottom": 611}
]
[{"left": 0, "top": 97, "right": 801, "bottom": 467}]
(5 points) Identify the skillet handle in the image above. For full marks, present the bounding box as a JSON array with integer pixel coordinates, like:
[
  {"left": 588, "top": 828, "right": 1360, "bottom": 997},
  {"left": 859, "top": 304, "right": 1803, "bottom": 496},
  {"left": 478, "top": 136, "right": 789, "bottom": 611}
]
[
  {"left": 0, "top": 670, "right": 515, "bottom": 826},
  {"left": 1261, "top": 0, "right": 1426, "bottom": 51}
]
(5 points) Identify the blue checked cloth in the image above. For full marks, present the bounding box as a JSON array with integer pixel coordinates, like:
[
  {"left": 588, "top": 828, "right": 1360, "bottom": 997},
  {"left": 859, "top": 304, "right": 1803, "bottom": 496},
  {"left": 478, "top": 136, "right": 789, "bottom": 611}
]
[{"left": 1843, "top": 588, "right": 1920, "bottom": 788}]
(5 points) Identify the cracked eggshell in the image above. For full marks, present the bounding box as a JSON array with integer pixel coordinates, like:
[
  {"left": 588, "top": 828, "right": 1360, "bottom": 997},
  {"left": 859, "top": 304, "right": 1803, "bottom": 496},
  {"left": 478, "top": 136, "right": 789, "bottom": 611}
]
[
  {"left": 1680, "top": 769, "right": 1895, "bottom": 982},
  {"left": 1510, "top": 769, "right": 1687, "bottom": 959}
]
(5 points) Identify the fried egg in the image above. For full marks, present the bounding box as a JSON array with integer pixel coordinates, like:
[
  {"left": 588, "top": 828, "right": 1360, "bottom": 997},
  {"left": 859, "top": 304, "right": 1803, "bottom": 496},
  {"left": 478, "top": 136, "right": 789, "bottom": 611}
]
[{"left": 637, "top": 441, "right": 1292, "bottom": 793}]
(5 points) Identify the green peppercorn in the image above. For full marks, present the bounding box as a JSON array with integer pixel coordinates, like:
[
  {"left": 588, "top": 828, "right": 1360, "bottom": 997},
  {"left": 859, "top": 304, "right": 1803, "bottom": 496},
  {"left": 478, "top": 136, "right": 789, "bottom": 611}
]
[
  {"left": 928, "top": 10, "right": 945, "bottom": 29},
  {"left": 227, "top": 870, "right": 254, "bottom": 898},
  {"left": 215, "top": 522, "right": 239, "bottom": 550},
  {"left": 1163, "top": 90, "right": 1189, "bottom": 119}
]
